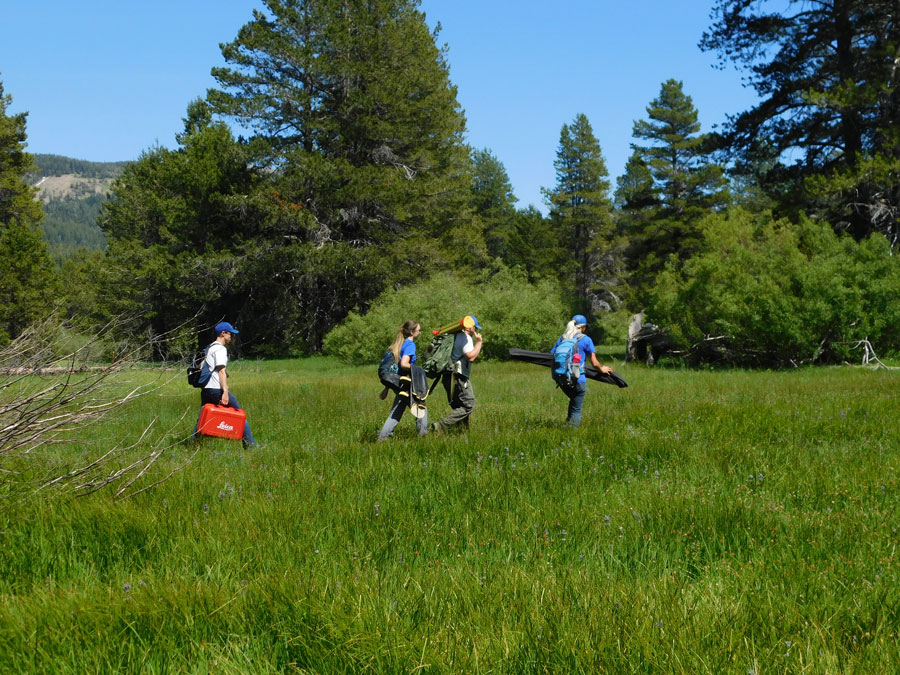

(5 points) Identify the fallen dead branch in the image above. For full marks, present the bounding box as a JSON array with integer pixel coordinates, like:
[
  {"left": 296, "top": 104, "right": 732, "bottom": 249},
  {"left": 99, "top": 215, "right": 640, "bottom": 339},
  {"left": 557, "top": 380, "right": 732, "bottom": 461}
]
[
  {"left": 1, "top": 315, "right": 204, "bottom": 498},
  {"left": 849, "top": 338, "right": 898, "bottom": 369}
]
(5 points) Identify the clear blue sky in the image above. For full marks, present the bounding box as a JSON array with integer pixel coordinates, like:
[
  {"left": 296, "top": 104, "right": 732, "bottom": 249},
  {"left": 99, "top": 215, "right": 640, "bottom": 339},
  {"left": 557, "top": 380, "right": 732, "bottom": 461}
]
[{"left": 2, "top": 0, "right": 757, "bottom": 212}]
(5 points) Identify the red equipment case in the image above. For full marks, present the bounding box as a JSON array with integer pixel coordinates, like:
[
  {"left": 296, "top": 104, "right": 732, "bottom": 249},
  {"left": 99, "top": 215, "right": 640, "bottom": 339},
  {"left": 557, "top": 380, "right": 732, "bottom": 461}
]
[{"left": 197, "top": 404, "right": 246, "bottom": 440}]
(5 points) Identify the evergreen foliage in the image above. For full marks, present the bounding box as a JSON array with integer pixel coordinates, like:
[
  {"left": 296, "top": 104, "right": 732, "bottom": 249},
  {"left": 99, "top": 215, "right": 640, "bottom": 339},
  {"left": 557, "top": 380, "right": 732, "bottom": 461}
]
[
  {"left": 470, "top": 147, "right": 518, "bottom": 262},
  {"left": 97, "top": 102, "right": 275, "bottom": 357},
  {"left": 624, "top": 79, "right": 729, "bottom": 299},
  {"left": 208, "top": 0, "right": 481, "bottom": 268},
  {"left": 614, "top": 149, "right": 657, "bottom": 223},
  {"left": 15, "top": 3, "right": 900, "bottom": 369},
  {"left": 32, "top": 154, "right": 127, "bottom": 179},
  {"left": 701, "top": 0, "right": 900, "bottom": 240},
  {"left": 322, "top": 266, "right": 569, "bottom": 364},
  {"left": 58, "top": 251, "right": 105, "bottom": 325},
  {"left": 42, "top": 194, "right": 107, "bottom": 261},
  {"left": 543, "top": 114, "right": 619, "bottom": 312},
  {"left": 806, "top": 154, "right": 900, "bottom": 250},
  {"left": 647, "top": 209, "right": 900, "bottom": 366},
  {"left": 0, "top": 82, "right": 58, "bottom": 344},
  {"left": 99, "top": 1, "right": 481, "bottom": 358},
  {"left": 468, "top": 148, "right": 561, "bottom": 281},
  {"left": 92, "top": 0, "right": 483, "bottom": 357},
  {"left": 506, "top": 205, "right": 561, "bottom": 282}
]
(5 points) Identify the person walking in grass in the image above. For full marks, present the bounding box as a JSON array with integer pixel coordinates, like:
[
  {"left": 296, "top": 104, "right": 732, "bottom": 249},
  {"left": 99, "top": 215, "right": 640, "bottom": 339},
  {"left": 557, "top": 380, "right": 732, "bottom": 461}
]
[
  {"left": 378, "top": 320, "right": 428, "bottom": 440},
  {"left": 194, "top": 321, "right": 257, "bottom": 447},
  {"left": 432, "top": 316, "right": 483, "bottom": 433},
  {"left": 551, "top": 314, "right": 611, "bottom": 428}
]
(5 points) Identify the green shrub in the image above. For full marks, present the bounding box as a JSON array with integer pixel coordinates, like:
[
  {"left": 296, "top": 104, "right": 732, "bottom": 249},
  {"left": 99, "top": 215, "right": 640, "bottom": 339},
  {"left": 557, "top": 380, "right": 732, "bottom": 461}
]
[
  {"left": 594, "top": 308, "right": 633, "bottom": 345},
  {"left": 647, "top": 208, "right": 900, "bottom": 365},
  {"left": 322, "top": 267, "right": 571, "bottom": 363}
]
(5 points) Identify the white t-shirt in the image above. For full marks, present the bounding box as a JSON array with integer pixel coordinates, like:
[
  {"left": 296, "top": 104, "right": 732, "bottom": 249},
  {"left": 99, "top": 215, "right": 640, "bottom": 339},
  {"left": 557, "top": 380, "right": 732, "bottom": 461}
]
[
  {"left": 204, "top": 342, "right": 228, "bottom": 389},
  {"left": 451, "top": 332, "right": 474, "bottom": 377}
]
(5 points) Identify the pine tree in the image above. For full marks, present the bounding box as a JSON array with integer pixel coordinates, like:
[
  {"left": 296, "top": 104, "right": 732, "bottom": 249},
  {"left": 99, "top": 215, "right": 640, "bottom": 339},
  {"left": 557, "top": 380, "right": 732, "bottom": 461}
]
[
  {"left": 470, "top": 147, "right": 518, "bottom": 261},
  {"left": 505, "top": 206, "right": 560, "bottom": 281},
  {"left": 207, "top": 0, "right": 480, "bottom": 267},
  {"left": 99, "top": 2, "right": 484, "bottom": 355},
  {"left": 0, "top": 82, "right": 57, "bottom": 343},
  {"left": 700, "top": 0, "right": 900, "bottom": 240},
  {"left": 98, "top": 100, "right": 276, "bottom": 357},
  {"left": 626, "top": 79, "right": 728, "bottom": 296},
  {"left": 614, "top": 149, "right": 658, "bottom": 234},
  {"left": 543, "top": 114, "right": 617, "bottom": 309}
]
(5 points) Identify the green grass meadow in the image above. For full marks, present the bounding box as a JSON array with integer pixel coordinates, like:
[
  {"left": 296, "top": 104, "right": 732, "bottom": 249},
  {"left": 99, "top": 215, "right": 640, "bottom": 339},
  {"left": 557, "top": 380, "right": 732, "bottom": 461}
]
[{"left": 1, "top": 352, "right": 898, "bottom": 673}]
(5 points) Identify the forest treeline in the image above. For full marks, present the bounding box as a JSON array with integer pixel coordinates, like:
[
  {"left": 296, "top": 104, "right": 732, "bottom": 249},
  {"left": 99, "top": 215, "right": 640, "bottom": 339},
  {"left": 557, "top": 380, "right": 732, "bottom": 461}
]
[
  {"left": 2, "top": 0, "right": 899, "bottom": 366},
  {"left": 31, "top": 154, "right": 128, "bottom": 180}
]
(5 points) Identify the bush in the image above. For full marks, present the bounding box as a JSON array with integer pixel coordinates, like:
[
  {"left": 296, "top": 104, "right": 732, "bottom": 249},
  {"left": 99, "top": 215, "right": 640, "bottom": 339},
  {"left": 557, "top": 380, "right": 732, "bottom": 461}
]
[
  {"left": 322, "top": 267, "right": 571, "bottom": 364},
  {"left": 646, "top": 209, "right": 900, "bottom": 366},
  {"left": 594, "top": 308, "right": 633, "bottom": 345}
]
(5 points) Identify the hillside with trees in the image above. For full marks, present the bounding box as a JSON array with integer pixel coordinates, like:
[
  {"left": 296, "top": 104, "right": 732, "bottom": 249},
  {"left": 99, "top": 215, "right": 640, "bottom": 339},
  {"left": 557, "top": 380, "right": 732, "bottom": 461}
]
[
  {"left": 2, "top": 0, "right": 899, "bottom": 366},
  {"left": 31, "top": 154, "right": 128, "bottom": 180},
  {"left": 28, "top": 154, "right": 127, "bottom": 261}
]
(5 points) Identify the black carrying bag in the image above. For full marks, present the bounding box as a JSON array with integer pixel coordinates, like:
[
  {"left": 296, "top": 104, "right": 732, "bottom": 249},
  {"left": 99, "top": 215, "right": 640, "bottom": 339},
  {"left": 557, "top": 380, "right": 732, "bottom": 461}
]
[
  {"left": 508, "top": 348, "right": 628, "bottom": 388},
  {"left": 187, "top": 344, "right": 213, "bottom": 388},
  {"left": 378, "top": 349, "right": 401, "bottom": 393}
]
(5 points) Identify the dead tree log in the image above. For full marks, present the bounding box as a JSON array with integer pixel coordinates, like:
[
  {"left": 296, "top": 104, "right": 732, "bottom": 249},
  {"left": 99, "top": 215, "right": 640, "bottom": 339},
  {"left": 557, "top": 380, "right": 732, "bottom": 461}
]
[
  {"left": 626, "top": 313, "right": 734, "bottom": 365},
  {"left": 626, "top": 312, "right": 673, "bottom": 365}
]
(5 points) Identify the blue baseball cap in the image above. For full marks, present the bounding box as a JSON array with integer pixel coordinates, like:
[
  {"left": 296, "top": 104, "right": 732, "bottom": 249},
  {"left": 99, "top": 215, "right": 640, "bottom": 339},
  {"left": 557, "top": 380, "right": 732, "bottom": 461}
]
[
  {"left": 469, "top": 315, "right": 483, "bottom": 330},
  {"left": 215, "top": 321, "right": 239, "bottom": 335},
  {"left": 572, "top": 314, "right": 588, "bottom": 326}
]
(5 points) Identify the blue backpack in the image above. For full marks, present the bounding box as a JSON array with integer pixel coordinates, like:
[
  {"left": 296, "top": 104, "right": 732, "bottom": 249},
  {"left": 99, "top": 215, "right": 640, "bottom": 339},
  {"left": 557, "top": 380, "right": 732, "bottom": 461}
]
[{"left": 551, "top": 334, "right": 584, "bottom": 386}]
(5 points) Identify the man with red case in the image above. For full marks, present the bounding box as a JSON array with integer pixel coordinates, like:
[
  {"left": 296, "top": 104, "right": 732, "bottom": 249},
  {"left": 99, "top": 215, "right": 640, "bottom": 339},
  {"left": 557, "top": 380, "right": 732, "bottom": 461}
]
[{"left": 193, "top": 322, "right": 257, "bottom": 447}]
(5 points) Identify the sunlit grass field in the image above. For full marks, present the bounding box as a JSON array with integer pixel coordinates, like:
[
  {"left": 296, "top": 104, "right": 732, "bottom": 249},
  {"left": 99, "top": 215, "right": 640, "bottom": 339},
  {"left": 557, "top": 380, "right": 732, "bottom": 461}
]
[{"left": 1, "top": 351, "right": 898, "bottom": 673}]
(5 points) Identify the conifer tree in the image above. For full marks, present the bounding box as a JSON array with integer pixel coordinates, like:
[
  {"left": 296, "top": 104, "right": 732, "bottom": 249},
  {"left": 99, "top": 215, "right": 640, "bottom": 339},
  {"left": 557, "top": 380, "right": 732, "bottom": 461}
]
[
  {"left": 101, "top": 1, "right": 484, "bottom": 355},
  {"left": 614, "top": 149, "right": 658, "bottom": 234},
  {"left": 506, "top": 206, "right": 560, "bottom": 281},
  {"left": 207, "top": 0, "right": 480, "bottom": 267},
  {"left": 0, "top": 82, "right": 57, "bottom": 343},
  {"left": 626, "top": 79, "right": 728, "bottom": 296},
  {"left": 470, "top": 147, "right": 518, "bottom": 261},
  {"left": 99, "top": 99, "right": 378, "bottom": 357},
  {"left": 543, "top": 114, "right": 617, "bottom": 309},
  {"left": 701, "top": 0, "right": 900, "bottom": 240}
]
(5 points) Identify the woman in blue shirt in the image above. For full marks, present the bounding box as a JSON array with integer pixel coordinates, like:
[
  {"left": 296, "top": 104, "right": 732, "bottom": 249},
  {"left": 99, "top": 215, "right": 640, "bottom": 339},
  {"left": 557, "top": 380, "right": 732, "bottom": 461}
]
[
  {"left": 550, "top": 314, "right": 612, "bottom": 427},
  {"left": 378, "top": 320, "right": 429, "bottom": 439}
]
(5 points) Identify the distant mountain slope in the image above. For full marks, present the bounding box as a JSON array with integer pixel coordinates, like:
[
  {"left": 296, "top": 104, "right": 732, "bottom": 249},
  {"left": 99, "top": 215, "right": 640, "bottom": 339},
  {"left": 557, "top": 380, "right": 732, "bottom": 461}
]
[
  {"left": 30, "top": 154, "right": 129, "bottom": 261},
  {"left": 32, "top": 154, "right": 129, "bottom": 180}
]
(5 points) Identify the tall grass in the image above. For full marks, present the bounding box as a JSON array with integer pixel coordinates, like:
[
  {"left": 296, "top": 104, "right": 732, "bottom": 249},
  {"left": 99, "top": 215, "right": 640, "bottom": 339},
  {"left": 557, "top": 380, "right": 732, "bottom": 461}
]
[{"left": 0, "top": 354, "right": 897, "bottom": 672}]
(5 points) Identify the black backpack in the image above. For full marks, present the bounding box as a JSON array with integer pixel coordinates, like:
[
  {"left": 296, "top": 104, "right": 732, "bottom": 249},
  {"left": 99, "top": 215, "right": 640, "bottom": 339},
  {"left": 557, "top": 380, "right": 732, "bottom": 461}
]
[
  {"left": 378, "top": 349, "right": 401, "bottom": 392},
  {"left": 187, "top": 344, "right": 213, "bottom": 388}
]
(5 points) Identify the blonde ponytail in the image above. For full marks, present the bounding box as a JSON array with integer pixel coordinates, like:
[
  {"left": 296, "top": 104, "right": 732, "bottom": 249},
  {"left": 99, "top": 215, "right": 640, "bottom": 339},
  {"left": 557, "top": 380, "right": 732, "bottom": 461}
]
[{"left": 390, "top": 320, "right": 419, "bottom": 362}]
